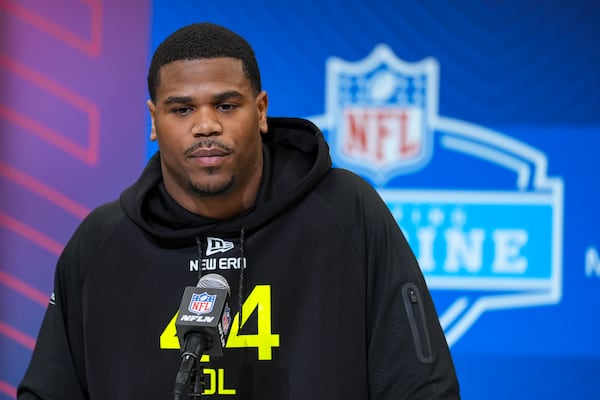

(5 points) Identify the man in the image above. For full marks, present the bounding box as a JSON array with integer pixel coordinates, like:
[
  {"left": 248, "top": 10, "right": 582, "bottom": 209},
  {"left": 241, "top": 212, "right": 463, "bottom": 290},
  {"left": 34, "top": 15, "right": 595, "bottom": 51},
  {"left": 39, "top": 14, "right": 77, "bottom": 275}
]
[{"left": 18, "top": 23, "right": 460, "bottom": 399}]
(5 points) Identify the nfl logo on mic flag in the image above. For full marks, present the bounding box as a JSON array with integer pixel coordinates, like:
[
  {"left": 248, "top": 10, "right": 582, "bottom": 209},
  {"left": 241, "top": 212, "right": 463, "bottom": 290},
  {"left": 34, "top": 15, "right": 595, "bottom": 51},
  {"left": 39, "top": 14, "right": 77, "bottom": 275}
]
[
  {"left": 189, "top": 292, "right": 215, "bottom": 315},
  {"left": 176, "top": 285, "right": 231, "bottom": 356}
]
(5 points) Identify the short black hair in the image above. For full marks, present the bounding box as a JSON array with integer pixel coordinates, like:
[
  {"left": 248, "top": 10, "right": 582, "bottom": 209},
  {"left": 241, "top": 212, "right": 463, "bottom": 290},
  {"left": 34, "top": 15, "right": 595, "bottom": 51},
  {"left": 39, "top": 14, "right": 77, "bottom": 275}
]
[{"left": 147, "top": 23, "right": 262, "bottom": 103}]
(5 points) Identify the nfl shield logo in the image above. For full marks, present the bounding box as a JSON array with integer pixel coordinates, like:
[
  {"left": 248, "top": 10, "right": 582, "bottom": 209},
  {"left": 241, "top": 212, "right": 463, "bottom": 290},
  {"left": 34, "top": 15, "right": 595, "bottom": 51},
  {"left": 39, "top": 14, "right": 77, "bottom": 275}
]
[
  {"left": 326, "top": 44, "right": 439, "bottom": 185},
  {"left": 310, "top": 44, "right": 564, "bottom": 348},
  {"left": 188, "top": 292, "right": 215, "bottom": 315}
]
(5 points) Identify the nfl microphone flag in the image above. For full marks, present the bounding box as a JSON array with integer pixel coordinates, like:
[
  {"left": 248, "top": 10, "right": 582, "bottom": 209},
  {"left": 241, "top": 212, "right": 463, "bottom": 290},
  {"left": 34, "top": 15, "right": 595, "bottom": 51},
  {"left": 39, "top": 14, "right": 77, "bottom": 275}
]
[{"left": 175, "top": 274, "right": 232, "bottom": 357}]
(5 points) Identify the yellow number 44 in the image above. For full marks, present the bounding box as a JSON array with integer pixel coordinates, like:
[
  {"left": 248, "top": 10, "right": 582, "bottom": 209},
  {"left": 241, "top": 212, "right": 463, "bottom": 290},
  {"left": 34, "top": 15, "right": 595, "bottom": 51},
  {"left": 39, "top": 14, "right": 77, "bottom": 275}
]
[
  {"left": 160, "top": 285, "right": 280, "bottom": 361},
  {"left": 226, "top": 285, "right": 280, "bottom": 360}
]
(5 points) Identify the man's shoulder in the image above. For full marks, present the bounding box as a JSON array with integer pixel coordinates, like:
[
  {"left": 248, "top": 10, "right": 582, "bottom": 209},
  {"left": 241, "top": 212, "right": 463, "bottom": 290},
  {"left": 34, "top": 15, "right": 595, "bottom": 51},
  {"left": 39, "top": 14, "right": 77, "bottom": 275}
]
[
  {"left": 57, "top": 199, "right": 130, "bottom": 276},
  {"left": 87, "top": 199, "right": 123, "bottom": 222},
  {"left": 77, "top": 199, "right": 127, "bottom": 236},
  {"left": 317, "top": 167, "right": 380, "bottom": 199}
]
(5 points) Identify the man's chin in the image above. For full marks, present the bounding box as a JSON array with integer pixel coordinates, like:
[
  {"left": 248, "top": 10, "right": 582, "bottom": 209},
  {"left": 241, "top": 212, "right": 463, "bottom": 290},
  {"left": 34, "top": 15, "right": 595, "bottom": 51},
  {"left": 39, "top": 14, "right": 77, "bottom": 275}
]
[{"left": 187, "top": 177, "right": 235, "bottom": 198}]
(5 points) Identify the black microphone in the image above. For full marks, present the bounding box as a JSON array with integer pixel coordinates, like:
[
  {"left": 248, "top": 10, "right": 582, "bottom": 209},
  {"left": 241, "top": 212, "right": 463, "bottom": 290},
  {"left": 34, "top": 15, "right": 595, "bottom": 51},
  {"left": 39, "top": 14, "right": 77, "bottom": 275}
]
[{"left": 174, "top": 274, "right": 232, "bottom": 399}]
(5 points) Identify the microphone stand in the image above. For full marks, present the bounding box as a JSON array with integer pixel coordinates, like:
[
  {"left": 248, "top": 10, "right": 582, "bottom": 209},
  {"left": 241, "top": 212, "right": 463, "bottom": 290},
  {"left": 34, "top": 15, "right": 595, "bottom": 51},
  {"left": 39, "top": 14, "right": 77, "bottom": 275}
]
[
  {"left": 190, "top": 360, "right": 205, "bottom": 398},
  {"left": 173, "top": 357, "right": 205, "bottom": 399},
  {"left": 174, "top": 334, "right": 207, "bottom": 400}
]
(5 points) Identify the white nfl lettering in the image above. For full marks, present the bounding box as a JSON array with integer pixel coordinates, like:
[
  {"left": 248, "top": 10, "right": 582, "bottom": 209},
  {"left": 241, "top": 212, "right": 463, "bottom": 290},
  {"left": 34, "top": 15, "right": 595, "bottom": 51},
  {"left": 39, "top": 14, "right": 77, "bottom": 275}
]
[{"left": 180, "top": 315, "right": 215, "bottom": 323}]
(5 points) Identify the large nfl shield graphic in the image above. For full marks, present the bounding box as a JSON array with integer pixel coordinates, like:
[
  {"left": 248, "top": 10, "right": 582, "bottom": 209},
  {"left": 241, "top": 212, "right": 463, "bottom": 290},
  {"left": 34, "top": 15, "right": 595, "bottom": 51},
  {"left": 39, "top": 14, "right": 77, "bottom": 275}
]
[
  {"left": 311, "top": 45, "right": 564, "bottom": 348},
  {"left": 326, "top": 44, "right": 439, "bottom": 184},
  {"left": 188, "top": 292, "right": 215, "bottom": 315}
]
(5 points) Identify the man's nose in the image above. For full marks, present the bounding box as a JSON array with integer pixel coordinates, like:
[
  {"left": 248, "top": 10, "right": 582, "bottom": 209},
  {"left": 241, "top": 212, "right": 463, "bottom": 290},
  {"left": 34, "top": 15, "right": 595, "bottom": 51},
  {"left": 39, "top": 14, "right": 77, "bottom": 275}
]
[{"left": 192, "top": 108, "right": 221, "bottom": 136}]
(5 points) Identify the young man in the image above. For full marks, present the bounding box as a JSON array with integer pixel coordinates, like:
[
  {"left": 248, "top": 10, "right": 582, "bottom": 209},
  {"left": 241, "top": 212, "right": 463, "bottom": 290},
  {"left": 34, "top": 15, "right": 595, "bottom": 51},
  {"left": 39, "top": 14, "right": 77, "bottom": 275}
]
[{"left": 18, "top": 23, "right": 460, "bottom": 399}]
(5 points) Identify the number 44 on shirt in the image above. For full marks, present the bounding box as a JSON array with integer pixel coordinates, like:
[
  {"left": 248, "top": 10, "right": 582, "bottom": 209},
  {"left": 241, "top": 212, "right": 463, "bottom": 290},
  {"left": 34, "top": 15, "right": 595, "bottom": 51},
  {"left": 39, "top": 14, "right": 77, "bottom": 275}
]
[{"left": 160, "top": 284, "right": 280, "bottom": 361}]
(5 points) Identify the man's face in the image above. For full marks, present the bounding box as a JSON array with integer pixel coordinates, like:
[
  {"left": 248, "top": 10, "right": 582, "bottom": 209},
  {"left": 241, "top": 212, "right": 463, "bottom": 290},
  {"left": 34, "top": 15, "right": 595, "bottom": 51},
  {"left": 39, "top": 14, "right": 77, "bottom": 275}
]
[{"left": 147, "top": 57, "right": 268, "bottom": 215}]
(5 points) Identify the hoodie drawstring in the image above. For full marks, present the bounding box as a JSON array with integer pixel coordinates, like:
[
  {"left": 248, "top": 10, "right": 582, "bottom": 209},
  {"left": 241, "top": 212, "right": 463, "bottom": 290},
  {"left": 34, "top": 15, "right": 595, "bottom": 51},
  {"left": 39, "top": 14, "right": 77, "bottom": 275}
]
[
  {"left": 195, "top": 236, "right": 203, "bottom": 283},
  {"left": 238, "top": 226, "right": 246, "bottom": 330}
]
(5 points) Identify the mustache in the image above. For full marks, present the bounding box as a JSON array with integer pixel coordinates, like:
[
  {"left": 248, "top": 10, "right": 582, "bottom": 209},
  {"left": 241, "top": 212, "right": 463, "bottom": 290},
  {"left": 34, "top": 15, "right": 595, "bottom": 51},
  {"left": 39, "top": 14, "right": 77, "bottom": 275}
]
[{"left": 184, "top": 139, "right": 233, "bottom": 156}]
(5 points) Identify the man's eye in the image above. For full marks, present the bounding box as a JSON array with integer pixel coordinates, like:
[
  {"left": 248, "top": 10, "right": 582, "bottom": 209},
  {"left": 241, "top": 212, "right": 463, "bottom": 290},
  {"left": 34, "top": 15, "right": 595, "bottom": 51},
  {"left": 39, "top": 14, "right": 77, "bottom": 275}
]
[
  {"left": 217, "top": 103, "right": 236, "bottom": 112},
  {"left": 172, "top": 107, "right": 192, "bottom": 115}
]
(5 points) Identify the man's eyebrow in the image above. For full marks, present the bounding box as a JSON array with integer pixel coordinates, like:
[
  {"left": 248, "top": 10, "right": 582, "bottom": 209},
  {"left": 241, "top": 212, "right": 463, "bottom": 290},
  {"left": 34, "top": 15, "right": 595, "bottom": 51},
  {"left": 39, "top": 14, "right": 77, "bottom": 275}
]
[
  {"left": 164, "top": 95, "right": 194, "bottom": 105},
  {"left": 212, "top": 90, "right": 244, "bottom": 102},
  {"left": 163, "top": 91, "right": 244, "bottom": 105}
]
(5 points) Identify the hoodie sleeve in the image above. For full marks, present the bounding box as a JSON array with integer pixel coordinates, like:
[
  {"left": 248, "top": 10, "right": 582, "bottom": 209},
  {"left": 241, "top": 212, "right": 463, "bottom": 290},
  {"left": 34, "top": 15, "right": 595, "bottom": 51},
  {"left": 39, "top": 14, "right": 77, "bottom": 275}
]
[
  {"left": 354, "top": 177, "right": 460, "bottom": 399},
  {"left": 18, "top": 226, "right": 89, "bottom": 399}
]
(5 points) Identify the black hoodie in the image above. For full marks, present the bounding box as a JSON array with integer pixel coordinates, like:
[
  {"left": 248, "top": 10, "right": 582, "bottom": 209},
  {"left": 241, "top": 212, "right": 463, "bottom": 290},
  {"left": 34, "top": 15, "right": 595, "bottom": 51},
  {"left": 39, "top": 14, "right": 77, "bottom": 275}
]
[{"left": 18, "top": 117, "right": 460, "bottom": 399}]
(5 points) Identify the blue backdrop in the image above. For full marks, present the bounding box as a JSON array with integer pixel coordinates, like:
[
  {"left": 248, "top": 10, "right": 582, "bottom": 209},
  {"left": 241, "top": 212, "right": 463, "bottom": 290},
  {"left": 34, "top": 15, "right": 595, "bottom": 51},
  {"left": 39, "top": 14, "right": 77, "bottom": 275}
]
[
  {"left": 147, "top": 1, "right": 600, "bottom": 398},
  {"left": 2, "top": 1, "right": 599, "bottom": 399}
]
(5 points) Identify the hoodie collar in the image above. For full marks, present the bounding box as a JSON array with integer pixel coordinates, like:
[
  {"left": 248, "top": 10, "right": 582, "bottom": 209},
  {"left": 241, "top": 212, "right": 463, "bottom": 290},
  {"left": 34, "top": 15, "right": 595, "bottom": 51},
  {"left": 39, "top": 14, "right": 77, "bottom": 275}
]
[{"left": 120, "top": 117, "right": 331, "bottom": 245}]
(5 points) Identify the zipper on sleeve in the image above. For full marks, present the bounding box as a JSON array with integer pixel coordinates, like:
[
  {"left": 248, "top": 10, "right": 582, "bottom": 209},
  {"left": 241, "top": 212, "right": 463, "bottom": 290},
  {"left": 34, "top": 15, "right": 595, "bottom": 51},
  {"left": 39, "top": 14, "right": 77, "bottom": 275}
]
[{"left": 402, "top": 282, "right": 433, "bottom": 363}]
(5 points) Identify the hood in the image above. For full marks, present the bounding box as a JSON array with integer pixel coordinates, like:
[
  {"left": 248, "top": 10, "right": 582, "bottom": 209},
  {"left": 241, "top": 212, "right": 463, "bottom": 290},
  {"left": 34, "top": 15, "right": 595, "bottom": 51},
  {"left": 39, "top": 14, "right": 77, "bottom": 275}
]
[{"left": 120, "top": 117, "right": 332, "bottom": 245}]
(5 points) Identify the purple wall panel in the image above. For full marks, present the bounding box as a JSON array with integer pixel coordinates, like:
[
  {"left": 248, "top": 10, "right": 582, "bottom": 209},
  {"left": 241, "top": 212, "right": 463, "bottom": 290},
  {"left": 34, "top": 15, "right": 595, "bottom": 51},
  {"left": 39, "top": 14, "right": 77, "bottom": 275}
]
[{"left": 0, "top": 0, "right": 151, "bottom": 396}]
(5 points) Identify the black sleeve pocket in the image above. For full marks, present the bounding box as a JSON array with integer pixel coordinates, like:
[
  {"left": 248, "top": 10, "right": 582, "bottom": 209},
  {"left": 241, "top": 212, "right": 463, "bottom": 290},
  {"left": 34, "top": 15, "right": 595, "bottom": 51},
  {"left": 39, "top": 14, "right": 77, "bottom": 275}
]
[{"left": 401, "top": 282, "right": 433, "bottom": 363}]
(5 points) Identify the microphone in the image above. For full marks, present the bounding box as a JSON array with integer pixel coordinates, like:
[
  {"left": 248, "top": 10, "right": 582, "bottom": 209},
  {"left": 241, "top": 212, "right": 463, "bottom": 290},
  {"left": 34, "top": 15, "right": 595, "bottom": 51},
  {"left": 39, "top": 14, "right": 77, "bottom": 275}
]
[{"left": 174, "top": 274, "right": 232, "bottom": 399}]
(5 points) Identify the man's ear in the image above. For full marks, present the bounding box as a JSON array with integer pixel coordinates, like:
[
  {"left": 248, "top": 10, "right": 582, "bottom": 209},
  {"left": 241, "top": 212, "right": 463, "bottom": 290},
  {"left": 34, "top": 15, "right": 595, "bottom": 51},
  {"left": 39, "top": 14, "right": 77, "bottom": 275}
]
[
  {"left": 147, "top": 99, "right": 157, "bottom": 141},
  {"left": 256, "top": 91, "right": 269, "bottom": 134}
]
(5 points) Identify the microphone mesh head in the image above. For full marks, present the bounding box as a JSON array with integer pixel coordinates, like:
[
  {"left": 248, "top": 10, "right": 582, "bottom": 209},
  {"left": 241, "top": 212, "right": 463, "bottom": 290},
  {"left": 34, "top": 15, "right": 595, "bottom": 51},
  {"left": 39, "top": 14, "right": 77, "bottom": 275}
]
[{"left": 197, "top": 273, "right": 231, "bottom": 294}]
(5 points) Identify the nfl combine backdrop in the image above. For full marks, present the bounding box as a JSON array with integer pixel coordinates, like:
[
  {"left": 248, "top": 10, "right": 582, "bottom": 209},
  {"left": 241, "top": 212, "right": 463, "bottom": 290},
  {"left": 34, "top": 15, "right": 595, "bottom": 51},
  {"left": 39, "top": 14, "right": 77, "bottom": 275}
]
[{"left": 2, "top": 1, "right": 600, "bottom": 399}]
